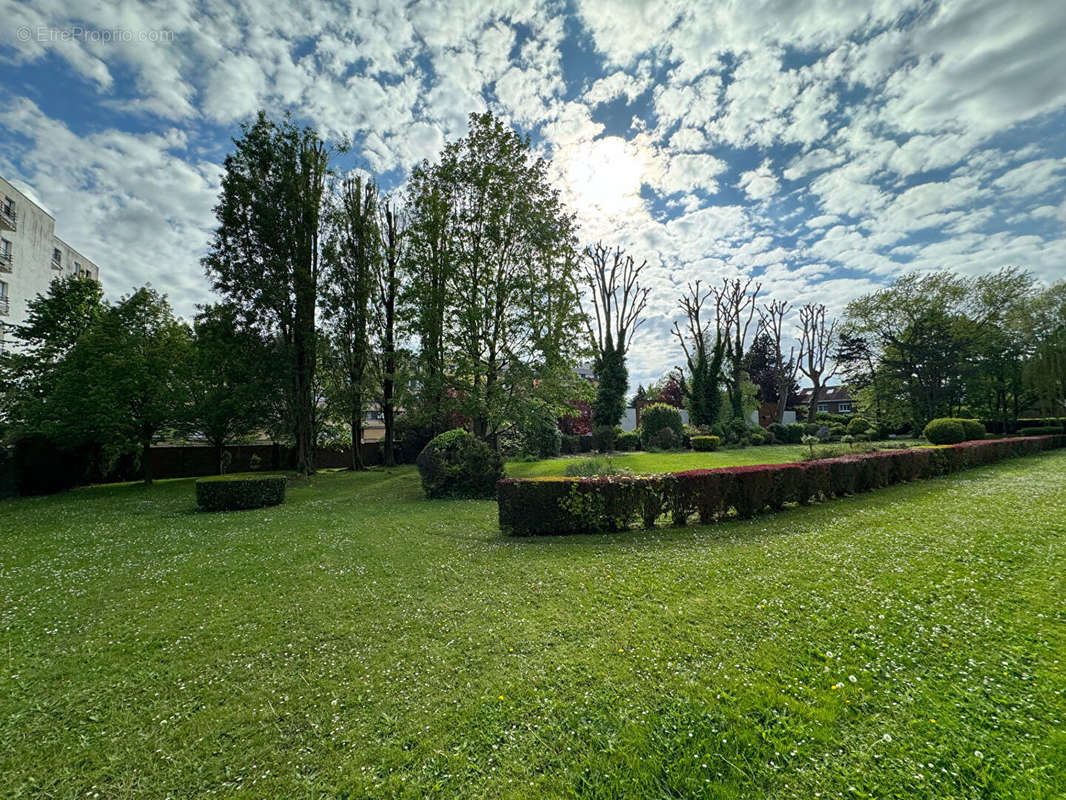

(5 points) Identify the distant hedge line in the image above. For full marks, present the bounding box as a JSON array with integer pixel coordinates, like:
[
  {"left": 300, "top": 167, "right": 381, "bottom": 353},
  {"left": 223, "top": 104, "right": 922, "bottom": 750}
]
[{"left": 497, "top": 436, "right": 1065, "bottom": 536}]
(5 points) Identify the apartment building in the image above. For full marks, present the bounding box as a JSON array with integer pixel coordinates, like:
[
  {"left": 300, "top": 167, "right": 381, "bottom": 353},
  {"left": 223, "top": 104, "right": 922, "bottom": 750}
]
[{"left": 0, "top": 175, "right": 101, "bottom": 352}]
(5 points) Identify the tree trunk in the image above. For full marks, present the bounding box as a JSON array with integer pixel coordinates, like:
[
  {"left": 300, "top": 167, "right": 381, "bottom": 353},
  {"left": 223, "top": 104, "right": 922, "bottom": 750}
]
[
  {"left": 807, "top": 378, "right": 821, "bottom": 423},
  {"left": 142, "top": 437, "right": 153, "bottom": 486},
  {"left": 350, "top": 404, "right": 366, "bottom": 471},
  {"left": 215, "top": 440, "right": 225, "bottom": 475}
]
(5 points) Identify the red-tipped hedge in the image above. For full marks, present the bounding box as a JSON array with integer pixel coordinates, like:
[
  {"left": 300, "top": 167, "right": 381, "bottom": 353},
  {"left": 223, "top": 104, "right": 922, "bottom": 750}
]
[{"left": 497, "top": 436, "right": 1065, "bottom": 535}]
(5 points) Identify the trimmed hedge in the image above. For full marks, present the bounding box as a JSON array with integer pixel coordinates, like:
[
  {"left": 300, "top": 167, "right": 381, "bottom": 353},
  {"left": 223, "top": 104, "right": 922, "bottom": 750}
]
[
  {"left": 196, "top": 475, "right": 286, "bottom": 511},
  {"left": 691, "top": 435, "right": 720, "bottom": 452},
  {"left": 497, "top": 436, "right": 1065, "bottom": 535},
  {"left": 417, "top": 429, "right": 504, "bottom": 499},
  {"left": 616, "top": 431, "right": 641, "bottom": 451},
  {"left": 1018, "top": 425, "right": 1063, "bottom": 436},
  {"left": 923, "top": 418, "right": 966, "bottom": 444}
]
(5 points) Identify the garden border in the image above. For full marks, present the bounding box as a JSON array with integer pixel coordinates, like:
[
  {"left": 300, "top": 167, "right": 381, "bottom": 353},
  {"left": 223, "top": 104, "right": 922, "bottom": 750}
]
[{"left": 497, "top": 436, "right": 1066, "bottom": 536}]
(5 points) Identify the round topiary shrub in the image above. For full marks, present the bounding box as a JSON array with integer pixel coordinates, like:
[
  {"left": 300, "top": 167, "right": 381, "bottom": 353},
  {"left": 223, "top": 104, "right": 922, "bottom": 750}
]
[
  {"left": 846, "top": 416, "right": 871, "bottom": 435},
  {"left": 416, "top": 429, "right": 504, "bottom": 499},
  {"left": 960, "top": 419, "right": 986, "bottom": 441},
  {"left": 616, "top": 431, "right": 641, "bottom": 451},
  {"left": 691, "top": 435, "right": 720, "bottom": 451},
  {"left": 923, "top": 418, "right": 967, "bottom": 445},
  {"left": 196, "top": 475, "right": 286, "bottom": 511},
  {"left": 639, "top": 404, "right": 683, "bottom": 448},
  {"left": 783, "top": 422, "right": 806, "bottom": 444}
]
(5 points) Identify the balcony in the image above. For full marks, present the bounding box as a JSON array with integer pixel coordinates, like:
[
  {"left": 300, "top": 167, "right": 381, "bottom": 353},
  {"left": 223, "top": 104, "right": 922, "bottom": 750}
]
[
  {"left": 0, "top": 250, "right": 10, "bottom": 273},
  {"left": 0, "top": 205, "right": 15, "bottom": 231}
]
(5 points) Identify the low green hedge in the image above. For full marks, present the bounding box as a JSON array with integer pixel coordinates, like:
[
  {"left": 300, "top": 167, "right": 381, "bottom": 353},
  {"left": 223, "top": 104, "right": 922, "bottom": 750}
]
[
  {"left": 690, "top": 435, "right": 720, "bottom": 452},
  {"left": 616, "top": 431, "right": 641, "bottom": 451},
  {"left": 1018, "top": 425, "right": 1063, "bottom": 436},
  {"left": 496, "top": 435, "right": 1065, "bottom": 535},
  {"left": 196, "top": 474, "right": 287, "bottom": 511}
]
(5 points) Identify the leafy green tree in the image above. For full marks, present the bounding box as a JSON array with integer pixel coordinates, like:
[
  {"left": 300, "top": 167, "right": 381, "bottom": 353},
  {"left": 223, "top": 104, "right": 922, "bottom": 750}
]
[
  {"left": 189, "top": 303, "right": 276, "bottom": 474},
  {"left": 1021, "top": 281, "right": 1066, "bottom": 417},
  {"left": 49, "top": 287, "right": 191, "bottom": 485},
  {"left": 321, "top": 175, "right": 378, "bottom": 470},
  {"left": 844, "top": 268, "right": 1036, "bottom": 428},
  {"left": 0, "top": 274, "right": 103, "bottom": 436},
  {"left": 406, "top": 111, "right": 584, "bottom": 442},
  {"left": 404, "top": 160, "right": 455, "bottom": 434},
  {"left": 203, "top": 111, "right": 329, "bottom": 474},
  {"left": 374, "top": 197, "right": 406, "bottom": 466}
]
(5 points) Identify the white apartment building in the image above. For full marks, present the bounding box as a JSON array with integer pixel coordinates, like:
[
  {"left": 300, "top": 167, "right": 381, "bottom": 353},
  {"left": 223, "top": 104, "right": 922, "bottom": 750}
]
[{"left": 0, "top": 175, "right": 101, "bottom": 352}]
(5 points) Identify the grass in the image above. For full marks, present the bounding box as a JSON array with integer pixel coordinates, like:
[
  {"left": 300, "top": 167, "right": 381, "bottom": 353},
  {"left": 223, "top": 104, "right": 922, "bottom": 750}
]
[
  {"left": 505, "top": 441, "right": 926, "bottom": 478},
  {"left": 1, "top": 451, "right": 1064, "bottom": 798}
]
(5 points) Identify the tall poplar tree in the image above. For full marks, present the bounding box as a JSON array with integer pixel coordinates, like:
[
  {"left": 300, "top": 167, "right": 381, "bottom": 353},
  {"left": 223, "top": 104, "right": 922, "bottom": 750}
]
[{"left": 203, "top": 112, "right": 328, "bottom": 474}]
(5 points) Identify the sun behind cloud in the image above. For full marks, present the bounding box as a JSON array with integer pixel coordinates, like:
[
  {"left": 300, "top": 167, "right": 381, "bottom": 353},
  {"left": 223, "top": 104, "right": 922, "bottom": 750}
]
[{"left": 558, "top": 136, "right": 647, "bottom": 227}]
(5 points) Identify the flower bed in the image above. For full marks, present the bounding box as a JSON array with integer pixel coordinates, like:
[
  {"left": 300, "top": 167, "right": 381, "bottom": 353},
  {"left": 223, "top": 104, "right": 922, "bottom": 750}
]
[{"left": 497, "top": 436, "right": 1065, "bottom": 535}]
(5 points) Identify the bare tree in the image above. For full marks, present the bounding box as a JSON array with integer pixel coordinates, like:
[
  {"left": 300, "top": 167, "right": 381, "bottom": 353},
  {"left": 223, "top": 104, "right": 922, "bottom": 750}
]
[
  {"left": 711, "top": 277, "right": 762, "bottom": 422},
  {"left": 758, "top": 299, "right": 802, "bottom": 424},
  {"left": 671, "top": 280, "right": 725, "bottom": 427},
  {"left": 577, "top": 242, "right": 651, "bottom": 356},
  {"left": 798, "top": 303, "right": 839, "bottom": 423},
  {"left": 575, "top": 242, "right": 651, "bottom": 426}
]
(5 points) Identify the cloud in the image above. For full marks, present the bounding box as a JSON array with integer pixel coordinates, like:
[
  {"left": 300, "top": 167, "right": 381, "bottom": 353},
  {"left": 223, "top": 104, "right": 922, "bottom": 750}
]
[
  {"left": 738, "top": 160, "right": 780, "bottom": 202},
  {"left": 2, "top": 0, "right": 1066, "bottom": 390}
]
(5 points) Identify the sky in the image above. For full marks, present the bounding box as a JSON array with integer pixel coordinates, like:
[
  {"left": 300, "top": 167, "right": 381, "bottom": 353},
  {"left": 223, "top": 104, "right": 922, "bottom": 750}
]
[{"left": 1, "top": 0, "right": 1065, "bottom": 387}]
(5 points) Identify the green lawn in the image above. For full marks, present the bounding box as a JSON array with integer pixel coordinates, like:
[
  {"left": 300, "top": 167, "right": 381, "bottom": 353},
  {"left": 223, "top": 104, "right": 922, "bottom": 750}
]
[
  {"left": 505, "top": 441, "right": 925, "bottom": 477},
  {"left": 2, "top": 452, "right": 1064, "bottom": 798}
]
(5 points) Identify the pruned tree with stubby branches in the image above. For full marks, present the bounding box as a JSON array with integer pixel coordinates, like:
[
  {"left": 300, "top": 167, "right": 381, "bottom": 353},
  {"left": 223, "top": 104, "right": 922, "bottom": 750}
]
[
  {"left": 711, "top": 277, "right": 762, "bottom": 422},
  {"left": 798, "top": 302, "right": 838, "bottom": 423},
  {"left": 575, "top": 242, "right": 651, "bottom": 427},
  {"left": 759, "top": 299, "right": 802, "bottom": 424},
  {"left": 671, "top": 280, "right": 725, "bottom": 427}
]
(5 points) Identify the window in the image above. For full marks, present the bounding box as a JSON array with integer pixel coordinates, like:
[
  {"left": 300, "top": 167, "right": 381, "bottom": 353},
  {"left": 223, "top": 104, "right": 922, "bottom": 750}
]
[
  {"left": 74, "top": 261, "right": 82, "bottom": 274},
  {"left": 0, "top": 238, "right": 9, "bottom": 254},
  {"left": 838, "top": 403, "right": 852, "bottom": 413},
  {"left": 0, "top": 280, "right": 9, "bottom": 315},
  {"left": 52, "top": 248, "right": 62, "bottom": 269},
  {"left": 2, "top": 196, "right": 12, "bottom": 217},
  {"left": 817, "top": 403, "right": 829, "bottom": 413}
]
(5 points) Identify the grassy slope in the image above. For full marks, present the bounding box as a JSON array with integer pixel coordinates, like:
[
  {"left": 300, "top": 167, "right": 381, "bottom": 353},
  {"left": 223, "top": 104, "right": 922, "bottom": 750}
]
[
  {"left": 1, "top": 452, "right": 1064, "bottom": 798},
  {"left": 505, "top": 442, "right": 927, "bottom": 478}
]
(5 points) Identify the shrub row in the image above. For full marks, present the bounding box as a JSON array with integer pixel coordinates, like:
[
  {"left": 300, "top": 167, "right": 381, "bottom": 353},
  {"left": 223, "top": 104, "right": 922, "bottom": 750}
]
[
  {"left": 196, "top": 475, "right": 287, "bottom": 511},
  {"left": 497, "top": 436, "right": 1064, "bottom": 535},
  {"left": 1018, "top": 425, "right": 1063, "bottom": 436}
]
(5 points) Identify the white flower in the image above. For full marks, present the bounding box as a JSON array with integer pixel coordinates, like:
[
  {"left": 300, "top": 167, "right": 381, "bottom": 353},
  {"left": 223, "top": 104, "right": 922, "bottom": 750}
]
[
  {"left": 848, "top": 675, "right": 857, "bottom": 683},
  {"left": 882, "top": 733, "right": 892, "bottom": 742},
  {"left": 974, "top": 750, "right": 983, "bottom": 759}
]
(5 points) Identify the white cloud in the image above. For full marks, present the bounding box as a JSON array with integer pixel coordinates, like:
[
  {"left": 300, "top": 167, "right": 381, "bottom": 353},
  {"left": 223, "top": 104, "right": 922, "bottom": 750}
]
[{"left": 738, "top": 160, "right": 780, "bottom": 201}]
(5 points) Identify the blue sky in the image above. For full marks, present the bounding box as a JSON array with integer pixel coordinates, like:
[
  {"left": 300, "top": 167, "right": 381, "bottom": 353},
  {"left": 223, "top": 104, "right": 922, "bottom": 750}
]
[{"left": 2, "top": 0, "right": 1065, "bottom": 386}]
